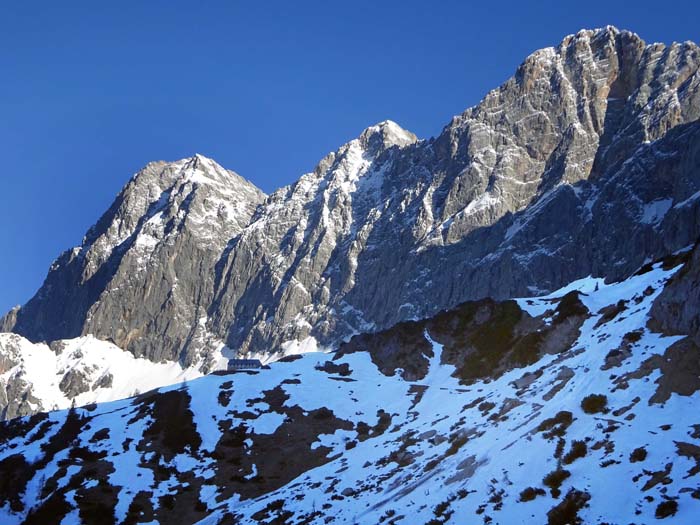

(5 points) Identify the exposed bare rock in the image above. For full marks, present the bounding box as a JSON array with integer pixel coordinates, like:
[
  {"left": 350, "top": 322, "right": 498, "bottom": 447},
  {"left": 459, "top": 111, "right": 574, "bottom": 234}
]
[{"left": 3, "top": 155, "right": 265, "bottom": 366}]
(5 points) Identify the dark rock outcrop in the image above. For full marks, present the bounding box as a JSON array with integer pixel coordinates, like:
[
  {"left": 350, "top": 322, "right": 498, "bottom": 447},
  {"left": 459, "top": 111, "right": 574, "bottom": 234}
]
[{"left": 650, "top": 243, "right": 700, "bottom": 344}]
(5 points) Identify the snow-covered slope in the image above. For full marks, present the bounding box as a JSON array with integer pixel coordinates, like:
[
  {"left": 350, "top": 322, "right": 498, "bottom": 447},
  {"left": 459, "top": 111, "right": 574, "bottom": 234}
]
[
  {"left": 0, "top": 334, "right": 230, "bottom": 420},
  {"left": 1, "top": 251, "right": 698, "bottom": 524}
]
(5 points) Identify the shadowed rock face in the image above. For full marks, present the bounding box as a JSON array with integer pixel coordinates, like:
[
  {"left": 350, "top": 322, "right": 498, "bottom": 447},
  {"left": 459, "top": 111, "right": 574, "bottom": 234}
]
[
  {"left": 649, "top": 243, "right": 700, "bottom": 345},
  {"left": 338, "top": 292, "right": 589, "bottom": 384},
  {"left": 4, "top": 27, "right": 700, "bottom": 361}
]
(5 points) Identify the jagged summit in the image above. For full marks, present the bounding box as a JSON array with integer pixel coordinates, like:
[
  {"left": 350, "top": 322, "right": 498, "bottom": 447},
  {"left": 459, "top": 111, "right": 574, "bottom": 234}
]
[
  {"left": 563, "top": 24, "right": 632, "bottom": 42},
  {"left": 3, "top": 154, "right": 266, "bottom": 366},
  {"left": 358, "top": 119, "right": 418, "bottom": 150}
]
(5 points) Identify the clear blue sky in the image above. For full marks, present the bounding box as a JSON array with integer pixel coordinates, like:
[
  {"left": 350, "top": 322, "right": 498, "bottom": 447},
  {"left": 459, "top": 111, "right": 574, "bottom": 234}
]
[{"left": 1, "top": 0, "right": 698, "bottom": 314}]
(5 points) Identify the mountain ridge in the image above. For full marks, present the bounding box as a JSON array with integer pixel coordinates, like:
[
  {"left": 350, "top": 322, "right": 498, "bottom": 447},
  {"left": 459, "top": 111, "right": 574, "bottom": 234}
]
[{"left": 3, "top": 24, "right": 700, "bottom": 368}]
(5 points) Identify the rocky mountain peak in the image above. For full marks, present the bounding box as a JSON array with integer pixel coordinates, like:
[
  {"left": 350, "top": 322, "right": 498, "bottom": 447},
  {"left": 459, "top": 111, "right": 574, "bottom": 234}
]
[
  {"left": 305, "top": 120, "right": 417, "bottom": 182},
  {"left": 5, "top": 27, "right": 700, "bottom": 368},
  {"left": 4, "top": 155, "right": 266, "bottom": 365},
  {"left": 179, "top": 153, "right": 249, "bottom": 187},
  {"left": 358, "top": 119, "right": 418, "bottom": 151}
]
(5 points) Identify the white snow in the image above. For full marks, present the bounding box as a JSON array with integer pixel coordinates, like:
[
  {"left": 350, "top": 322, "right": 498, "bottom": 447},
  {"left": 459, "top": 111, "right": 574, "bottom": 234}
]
[
  {"left": 640, "top": 198, "right": 673, "bottom": 224},
  {"left": 0, "top": 334, "right": 205, "bottom": 413}
]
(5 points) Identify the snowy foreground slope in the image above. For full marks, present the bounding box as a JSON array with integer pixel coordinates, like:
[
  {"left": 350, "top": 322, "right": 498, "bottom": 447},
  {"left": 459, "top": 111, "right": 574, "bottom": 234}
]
[{"left": 1, "top": 254, "right": 699, "bottom": 524}]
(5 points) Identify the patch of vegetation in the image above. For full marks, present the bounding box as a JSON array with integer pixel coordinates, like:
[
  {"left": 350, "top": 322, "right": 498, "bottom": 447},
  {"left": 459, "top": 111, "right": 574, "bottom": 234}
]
[
  {"left": 655, "top": 499, "right": 678, "bottom": 519},
  {"left": 453, "top": 300, "right": 524, "bottom": 382},
  {"left": 510, "top": 331, "right": 546, "bottom": 366},
  {"left": 546, "top": 489, "right": 591, "bottom": 525},
  {"left": 424, "top": 458, "right": 441, "bottom": 472},
  {"left": 277, "top": 354, "right": 303, "bottom": 362},
  {"left": 543, "top": 468, "right": 571, "bottom": 498},
  {"left": 674, "top": 441, "right": 700, "bottom": 478},
  {"left": 337, "top": 319, "right": 434, "bottom": 381},
  {"left": 315, "top": 361, "right": 352, "bottom": 376},
  {"left": 519, "top": 486, "right": 546, "bottom": 502},
  {"left": 138, "top": 388, "right": 202, "bottom": 460},
  {"left": 488, "top": 484, "right": 505, "bottom": 510},
  {"left": 478, "top": 401, "right": 496, "bottom": 413},
  {"left": 562, "top": 440, "right": 587, "bottom": 465},
  {"left": 629, "top": 447, "right": 647, "bottom": 463},
  {"left": 124, "top": 491, "right": 156, "bottom": 525},
  {"left": 537, "top": 411, "right": 574, "bottom": 439},
  {"left": 218, "top": 388, "right": 233, "bottom": 407},
  {"left": 623, "top": 330, "right": 643, "bottom": 343},
  {"left": 374, "top": 410, "right": 392, "bottom": 435},
  {"left": 0, "top": 454, "right": 33, "bottom": 512},
  {"left": 378, "top": 509, "right": 396, "bottom": 523},
  {"left": 433, "top": 499, "right": 453, "bottom": 521},
  {"left": 251, "top": 499, "right": 293, "bottom": 523},
  {"left": 445, "top": 432, "right": 469, "bottom": 456},
  {"left": 0, "top": 411, "right": 48, "bottom": 443},
  {"left": 23, "top": 493, "right": 71, "bottom": 525},
  {"left": 554, "top": 438, "right": 566, "bottom": 459},
  {"left": 581, "top": 394, "right": 608, "bottom": 414},
  {"left": 76, "top": 479, "right": 119, "bottom": 525},
  {"left": 88, "top": 428, "right": 110, "bottom": 443}
]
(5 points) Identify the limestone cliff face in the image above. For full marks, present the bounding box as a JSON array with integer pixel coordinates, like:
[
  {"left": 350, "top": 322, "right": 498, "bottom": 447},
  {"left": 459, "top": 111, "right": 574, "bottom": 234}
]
[
  {"left": 4, "top": 27, "right": 700, "bottom": 361},
  {"left": 210, "top": 27, "right": 700, "bottom": 356},
  {"left": 3, "top": 155, "right": 265, "bottom": 366}
]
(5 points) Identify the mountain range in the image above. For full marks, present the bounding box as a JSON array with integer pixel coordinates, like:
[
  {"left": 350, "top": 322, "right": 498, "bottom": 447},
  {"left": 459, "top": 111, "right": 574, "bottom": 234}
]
[
  {"left": 4, "top": 26, "right": 700, "bottom": 367},
  {"left": 1, "top": 25, "right": 700, "bottom": 524}
]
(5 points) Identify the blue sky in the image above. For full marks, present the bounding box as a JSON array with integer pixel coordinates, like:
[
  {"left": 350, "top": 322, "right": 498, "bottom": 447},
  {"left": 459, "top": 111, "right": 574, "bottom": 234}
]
[{"left": 1, "top": 0, "right": 699, "bottom": 314}]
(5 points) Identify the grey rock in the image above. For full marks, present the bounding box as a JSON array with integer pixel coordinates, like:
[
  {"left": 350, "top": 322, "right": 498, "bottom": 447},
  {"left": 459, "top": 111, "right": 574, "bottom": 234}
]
[
  {"left": 210, "top": 27, "right": 700, "bottom": 356},
  {"left": 0, "top": 377, "right": 44, "bottom": 420},
  {"left": 92, "top": 372, "right": 113, "bottom": 390},
  {"left": 0, "top": 333, "right": 46, "bottom": 419},
  {"left": 49, "top": 339, "right": 69, "bottom": 354},
  {"left": 4, "top": 155, "right": 265, "bottom": 367},
  {"left": 58, "top": 368, "right": 92, "bottom": 398},
  {"left": 0, "top": 306, "right": 18, "bottom": 333}
]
